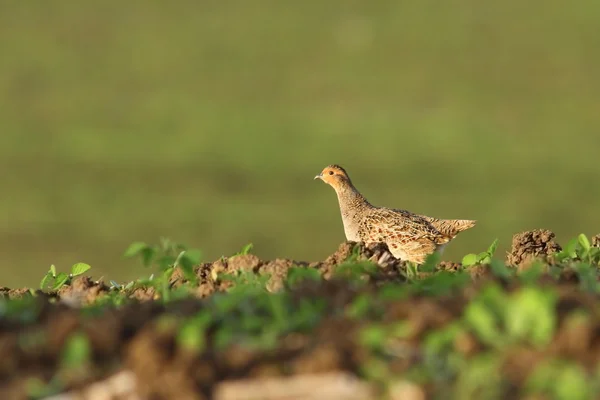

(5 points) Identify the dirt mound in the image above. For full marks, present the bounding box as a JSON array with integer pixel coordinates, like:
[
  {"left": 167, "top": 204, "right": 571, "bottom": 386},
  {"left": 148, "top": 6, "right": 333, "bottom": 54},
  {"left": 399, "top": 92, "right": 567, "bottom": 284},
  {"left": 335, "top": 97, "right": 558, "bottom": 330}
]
[
  {"left": 58, "top": 276, "right": 111, "bottom": 306},
  {"left": 169, "top": 241, "right": 405, "bottom": 298},
  {"left": 507, "top": 229, "right": 562, "bottom": 267},
  {"left": 0, "top": 273, "right": 597, "bottom": 399},
  {"left": 2, "top": 233, "right": 599, "bottom": 398},
  {"left": 593, "top": 234, "right": 600, "bottom": 248}
]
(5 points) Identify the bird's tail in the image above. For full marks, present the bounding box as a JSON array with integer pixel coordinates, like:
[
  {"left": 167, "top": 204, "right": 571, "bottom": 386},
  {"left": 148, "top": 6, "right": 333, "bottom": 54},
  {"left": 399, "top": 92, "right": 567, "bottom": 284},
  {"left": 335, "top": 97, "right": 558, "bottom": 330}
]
[{"left": 420, "top": 216, "right": 476, "bottom": 237}]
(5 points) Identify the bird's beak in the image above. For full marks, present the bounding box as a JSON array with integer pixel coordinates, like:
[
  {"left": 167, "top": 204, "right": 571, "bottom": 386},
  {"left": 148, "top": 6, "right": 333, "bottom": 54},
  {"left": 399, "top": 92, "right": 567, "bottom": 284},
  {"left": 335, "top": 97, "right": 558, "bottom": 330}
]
[{"left": 314, "top": 173, "right": 322, "bottom": 180}]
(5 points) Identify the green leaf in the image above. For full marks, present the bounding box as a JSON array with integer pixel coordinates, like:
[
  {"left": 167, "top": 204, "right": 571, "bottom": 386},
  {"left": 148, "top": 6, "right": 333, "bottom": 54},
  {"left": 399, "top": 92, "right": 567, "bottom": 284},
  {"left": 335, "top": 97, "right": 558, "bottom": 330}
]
[
  {"left": 60, "top": 331, "right": 91, "bottom": 369},
  {"left": 486, "top": 239, "right": 499, "bottom": 257},
  {"left": 40, "top": 273, "right": 53, "bottom": 290},
  {"left": 565, "top": 238, "right": 579, "bottom": 258},
  {"left": 420, "top": 252, "right": 440, "bottom": 272},
  {"left": 345, "top": 243, "right": 362, "bottom": 263},
  {"left": 176, "top": 251, "right": 201, "bottom": 284},
  {"left": 554, "top": 364, "right": 590, "bottom": 400},
  {"left": 50, "top": 264, "right": 57, "bottom": 277},
  {"left": 578, "top": 234, "right": 591, "bottom": 252},
  {"left": 464, "top": 301, "right": 501, "bottom": 346},
  {"left": 52, "top": 273, "right": 70, "bottom": 290},
  {"left": 213, "top": 327, "right": 234, "bottom": 350},
  {"left": 478, "top": 283, "right": 508, "bottom": 316},
  {"left": 183, "top": 249, "right": 202, "bottom": 265},
  {"left": 489, "top": 260, "right": 513, "bottom": 279},
  {"left": 505, "top": 287, "right": 557, "bottom": 347},
  {"left": 157, "top": 255, "right": 176, "bottom": 270},
  {"left": 124, "top": 241, "right": 157, "bottom": 266},
  {"left": 123, "top": 241, "right": 149, "bottom": 258},
  {"left": 359, "top": 325, "right": 388, "bottom": 350},
  {"left": 285, "top": 267, "right": 321, "bottom": 287},
  {"left": 71, "top": 262, "right": 91, "bottom": 276},
  {"left": 176, "top": 314, "right": 210, "bottom": 353},
  {"left": 461, "top": 253, "right": 478, "bottom": 267},
  {"left": 346, "top": 293, "right": 372, "bottom": 319},
  {"left": 238, "top": 243, "right": 254, "bottom": 255},
  {"left": 518, "top": 260, "right": 545, "bottom": 283},
  {"left": 389, "top": 321, "right": 413, "bottom": 339}
]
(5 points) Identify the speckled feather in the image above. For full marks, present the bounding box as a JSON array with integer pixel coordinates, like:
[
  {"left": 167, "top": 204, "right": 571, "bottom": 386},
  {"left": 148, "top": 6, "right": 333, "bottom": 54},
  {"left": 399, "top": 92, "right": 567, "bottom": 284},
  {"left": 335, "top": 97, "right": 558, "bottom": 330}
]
[{"left": 315, "top": 164, "right": 476, "bottom": 264}]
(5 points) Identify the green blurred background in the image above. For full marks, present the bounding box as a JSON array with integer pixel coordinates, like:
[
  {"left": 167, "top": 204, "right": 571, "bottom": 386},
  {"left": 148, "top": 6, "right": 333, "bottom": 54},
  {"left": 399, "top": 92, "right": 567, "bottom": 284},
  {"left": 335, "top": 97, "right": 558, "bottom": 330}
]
[{"left": 1, "top": 1, "right": 599, "bottom": 288}]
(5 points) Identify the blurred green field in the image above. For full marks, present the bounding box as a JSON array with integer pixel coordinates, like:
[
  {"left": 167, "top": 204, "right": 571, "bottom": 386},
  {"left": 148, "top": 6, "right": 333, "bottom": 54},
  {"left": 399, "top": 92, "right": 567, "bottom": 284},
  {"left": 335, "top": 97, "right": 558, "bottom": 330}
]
[{"left": 1, "top": 0, "right": 599, "bottom": 288}]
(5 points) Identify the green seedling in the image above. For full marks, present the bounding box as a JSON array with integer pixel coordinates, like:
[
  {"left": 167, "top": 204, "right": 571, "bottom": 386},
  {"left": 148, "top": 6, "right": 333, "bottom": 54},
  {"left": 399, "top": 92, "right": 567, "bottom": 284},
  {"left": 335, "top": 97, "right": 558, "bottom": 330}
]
[
  {"left": 461, "top": 239, "right": 499, "bottom": 267},
  {"left": 359, "top": 324, "right": 389, "bottom": 352},
  {"left": 124, "top": 237, "right": 202, "bottom": 273},
  {"left": 219, "top": 270, "right": 271, "bottom": 293},
  {"left": 346, "top": 293, "right": 373, "bottom": 319},
  {"left": 124, "top": 238, "right": 203, "bottom": 301},
  {"left": 0, "top": 295, "right": 41, "bottom": 323},
  {"left": 554, "top": 233, "right": 600, "bottom": 265},
  {"left": 235, "top": 242, "right": 254, "bottom": 256},
  {"left": 525, "top": 360, "right": 592, "bottom": 400},
  {"left": 26, "top": 377, "right": 64, "bottom": 400},
  {"left": 176, "top": 311, "right": 212, "bottom": 354},
  {"left": 173, "top": 248, "right": 202, "bottom": 285},
  {"left": 60, "top": 331, "right": 91, "bottom": 370},
  {"left": 345, "top": 243, "right": 363, "bottom": 263},
  {"left": 40, "top": 263, "right": 91, "bottom": 291},
  {"left": 420, "top": 251, "right": 441, "bottom": 273},
  {"left": 285, "top": 266, "right": 322, "bottom": 288},
  {"left": 334, "top": 260, "right": 379, "bottom": 283},
  {"left": 504, "top": 286, "right": 557, "bottom": 347},
  {"left": 489, "top": 259, "right": 514, "bottom": 279},
  {"left": 464, "top": 283, "right": 557, "bottom": 349},
  {"left": 454, "top": 354, "right": 503, "bottom": 400},
  {"left": 464, "top": 298, "right": 503, "bottom": 347},
  {"left": 377, "top": 282, "right": 410, "bottom": 301},
  {"left": 422, "top": 321, "right": 465, "bottom": 379},
  {"left": 410, "top": 270, "right": 472, "bottom": 297},
  {"left": 569, "top": 263, "right": 600, "bottom": 293},
  {"left": 402, "top": 262, "right": 420, "bottom": 281}
]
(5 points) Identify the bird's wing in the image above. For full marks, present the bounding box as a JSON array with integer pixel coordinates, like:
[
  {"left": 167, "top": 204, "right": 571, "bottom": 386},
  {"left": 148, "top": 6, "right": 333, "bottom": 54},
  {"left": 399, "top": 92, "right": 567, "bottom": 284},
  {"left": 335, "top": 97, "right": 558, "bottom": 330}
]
[{"left": 358, "top": 208, "right": 450, "bottom": 246}]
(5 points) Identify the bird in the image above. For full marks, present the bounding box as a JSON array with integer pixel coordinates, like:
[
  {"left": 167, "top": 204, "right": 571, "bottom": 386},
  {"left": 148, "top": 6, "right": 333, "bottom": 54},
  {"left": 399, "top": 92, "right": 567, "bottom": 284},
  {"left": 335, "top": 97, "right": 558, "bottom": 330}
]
[{"left": 314, "top": 164, "right": 476, "bottom": 264}]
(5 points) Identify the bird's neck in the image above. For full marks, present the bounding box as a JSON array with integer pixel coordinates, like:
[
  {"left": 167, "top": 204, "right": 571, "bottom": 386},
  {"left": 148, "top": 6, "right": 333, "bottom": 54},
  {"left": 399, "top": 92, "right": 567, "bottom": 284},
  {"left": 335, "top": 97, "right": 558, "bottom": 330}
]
[{"left": 335, "top": 182, "right": 371, "bottom": 213}]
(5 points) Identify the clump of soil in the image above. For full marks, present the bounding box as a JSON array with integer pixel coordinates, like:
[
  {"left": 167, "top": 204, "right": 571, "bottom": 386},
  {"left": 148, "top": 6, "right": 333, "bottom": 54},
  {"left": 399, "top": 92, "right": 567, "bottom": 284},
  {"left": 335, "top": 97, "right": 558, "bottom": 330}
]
[
  {"left": 507, "top": 229, "right": 562, "bottom": 268},
  {"left": 57, "top": 276, "right": 111, "bottom": 306},
  {"left": 592, "top": 234, "right": 600, "bottom": 248},
  {"left": 0, "top": 287, "right": 33, "bottom": 299},
  {"left": 169, "top": 241, "right": 405, "bottom": 298}
]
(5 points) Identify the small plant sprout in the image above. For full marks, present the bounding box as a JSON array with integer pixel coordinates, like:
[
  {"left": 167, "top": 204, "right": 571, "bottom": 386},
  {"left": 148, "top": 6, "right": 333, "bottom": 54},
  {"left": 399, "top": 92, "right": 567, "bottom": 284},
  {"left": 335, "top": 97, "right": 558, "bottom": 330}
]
[
  {"left": 285, "top": 266, "right": 321, "bottom": 289},
  {"left": 60, "top": 331, "right": 92, "bottom": 371},
  {"left": 39, "top": 263, "right": 92, "bottom": 291},
  {"left": 235, "top": 243, "right": 254, "bottom": 256},
  {"left": 123, "top": 238, "right": 203, "bottom": 301},
  {"left": 462, "top": 239, "right": 499, "bottom": 267},
  {"left": 124, "top": 238, "right": 202, "bottom": 272},
  {"left": 554, "top": 233, "right": 600, "bottom": 265},
  {"left": 420, "top": 251, "right": 441, "bottom": 273}
]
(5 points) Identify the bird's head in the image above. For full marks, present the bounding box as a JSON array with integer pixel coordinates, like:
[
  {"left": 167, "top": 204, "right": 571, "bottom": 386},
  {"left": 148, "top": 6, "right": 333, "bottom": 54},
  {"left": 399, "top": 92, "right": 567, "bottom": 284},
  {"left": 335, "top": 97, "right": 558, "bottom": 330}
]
[{"left": 314, "top": 164, "right": 352, "bottom": 190}]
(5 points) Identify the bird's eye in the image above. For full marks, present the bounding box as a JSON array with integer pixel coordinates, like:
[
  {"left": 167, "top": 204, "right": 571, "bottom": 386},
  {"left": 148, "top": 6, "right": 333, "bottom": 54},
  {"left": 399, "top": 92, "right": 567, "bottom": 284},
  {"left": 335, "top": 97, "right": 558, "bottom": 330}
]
[{"left": 329, "top": 171, "right": 334, "bottom": 175}]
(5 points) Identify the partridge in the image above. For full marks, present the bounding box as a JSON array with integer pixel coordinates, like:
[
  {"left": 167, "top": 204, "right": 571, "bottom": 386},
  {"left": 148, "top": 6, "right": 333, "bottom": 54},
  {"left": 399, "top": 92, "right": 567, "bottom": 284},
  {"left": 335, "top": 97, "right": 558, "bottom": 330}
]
[{"left": 315, "top": 164, "right": 476, "bottom": 264}]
